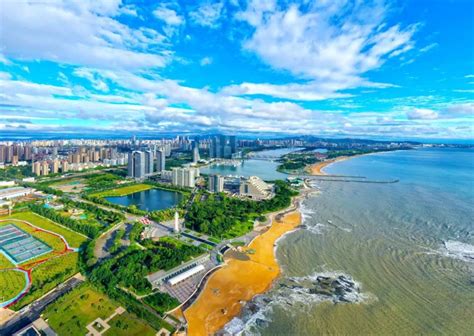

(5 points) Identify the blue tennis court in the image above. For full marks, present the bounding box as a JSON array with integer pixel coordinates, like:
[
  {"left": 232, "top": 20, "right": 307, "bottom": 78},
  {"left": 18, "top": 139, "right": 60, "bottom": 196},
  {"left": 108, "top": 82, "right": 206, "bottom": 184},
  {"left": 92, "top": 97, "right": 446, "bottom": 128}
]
[{"left": 0, "top": 224, "right": 52, "bottom": 265}]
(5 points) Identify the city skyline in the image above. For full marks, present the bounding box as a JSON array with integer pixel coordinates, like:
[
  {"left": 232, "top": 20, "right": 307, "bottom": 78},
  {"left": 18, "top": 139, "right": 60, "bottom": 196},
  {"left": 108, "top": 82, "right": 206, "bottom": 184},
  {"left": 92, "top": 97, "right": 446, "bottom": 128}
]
[{"left": 0, "top": 0, "right": 473, "bottom": 140}]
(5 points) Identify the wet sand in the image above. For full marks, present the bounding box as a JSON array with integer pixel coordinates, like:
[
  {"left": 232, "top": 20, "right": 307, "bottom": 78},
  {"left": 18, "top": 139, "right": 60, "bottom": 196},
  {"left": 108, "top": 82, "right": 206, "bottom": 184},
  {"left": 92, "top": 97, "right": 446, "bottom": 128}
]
[
  {"left": 184, "top": 211, "right": 302, "bottom": 335},
  {"left": 308, "top": 156, "right": 354, "bottom": 175}
]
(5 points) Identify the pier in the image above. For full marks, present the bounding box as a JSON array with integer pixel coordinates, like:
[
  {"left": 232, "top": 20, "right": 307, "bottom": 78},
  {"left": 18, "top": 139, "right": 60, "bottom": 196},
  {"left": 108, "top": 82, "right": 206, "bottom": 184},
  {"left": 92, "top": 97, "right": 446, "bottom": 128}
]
[{"left": 294, "top": 175, "right": 399, "bottom": 184}]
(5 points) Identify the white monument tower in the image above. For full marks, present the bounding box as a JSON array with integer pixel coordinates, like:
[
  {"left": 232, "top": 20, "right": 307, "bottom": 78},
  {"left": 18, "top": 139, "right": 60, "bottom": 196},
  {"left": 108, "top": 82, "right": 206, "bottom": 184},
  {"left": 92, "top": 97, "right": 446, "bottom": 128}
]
[{"left": 174, "top": 211, "right": 180, "bottom": 233}]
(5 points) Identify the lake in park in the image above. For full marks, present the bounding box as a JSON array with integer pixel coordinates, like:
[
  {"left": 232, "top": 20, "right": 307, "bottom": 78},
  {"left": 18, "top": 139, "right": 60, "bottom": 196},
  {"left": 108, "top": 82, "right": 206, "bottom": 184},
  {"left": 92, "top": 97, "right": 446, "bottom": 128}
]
[{"left": 105, "top": 188, "right": 183, "bottom": 211}]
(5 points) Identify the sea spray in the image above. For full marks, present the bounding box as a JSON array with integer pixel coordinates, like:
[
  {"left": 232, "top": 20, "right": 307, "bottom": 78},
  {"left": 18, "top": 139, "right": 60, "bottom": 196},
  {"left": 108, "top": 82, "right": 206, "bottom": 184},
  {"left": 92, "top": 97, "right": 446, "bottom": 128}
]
[
  {"left": 221, "top": 271, "right": 375, "bottom": 335},
  {"left": 440, "top": 240, "right": 474, "bottom": 263}
]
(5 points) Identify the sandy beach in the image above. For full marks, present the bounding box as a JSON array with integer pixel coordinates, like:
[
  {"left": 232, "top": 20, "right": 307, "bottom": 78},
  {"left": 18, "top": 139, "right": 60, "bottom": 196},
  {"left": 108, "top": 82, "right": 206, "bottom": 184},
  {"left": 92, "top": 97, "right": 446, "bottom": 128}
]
[
  {"left": 184, "top": 210, "right": 302, "bottom": 335},
  {"left": 308, "top": 156, "right": 351, "bottom": 175}
]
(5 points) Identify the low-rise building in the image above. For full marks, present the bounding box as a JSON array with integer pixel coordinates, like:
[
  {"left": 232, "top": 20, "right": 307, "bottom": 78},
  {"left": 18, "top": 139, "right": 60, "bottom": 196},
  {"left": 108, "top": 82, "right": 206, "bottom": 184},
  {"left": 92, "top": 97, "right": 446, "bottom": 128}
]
[
  {"left": 239, "top": 176, "right": 273, "bottom": 200},
  {"left": 0, "top": 187, "right": 34, "bottom": 200}
]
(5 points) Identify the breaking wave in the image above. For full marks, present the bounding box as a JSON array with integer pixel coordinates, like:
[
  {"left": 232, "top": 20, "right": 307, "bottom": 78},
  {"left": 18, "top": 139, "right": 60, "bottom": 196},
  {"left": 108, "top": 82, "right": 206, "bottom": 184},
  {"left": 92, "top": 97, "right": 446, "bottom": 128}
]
[
  {"left": 220, "top": 271, "right": 375, "bottom": 335},
  {"left": 440, "top": 240, "right": 474, "bottom": 263}
]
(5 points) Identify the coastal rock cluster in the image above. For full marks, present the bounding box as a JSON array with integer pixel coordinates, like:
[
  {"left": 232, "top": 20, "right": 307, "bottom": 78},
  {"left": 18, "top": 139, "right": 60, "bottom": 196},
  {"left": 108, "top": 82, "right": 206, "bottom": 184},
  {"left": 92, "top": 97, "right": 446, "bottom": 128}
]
[
  {"left": 280, "top": 273, "right": 362, "bottom": 304},
  {"left": 221, "top": 272, "right": 372, "bottom": 335}
]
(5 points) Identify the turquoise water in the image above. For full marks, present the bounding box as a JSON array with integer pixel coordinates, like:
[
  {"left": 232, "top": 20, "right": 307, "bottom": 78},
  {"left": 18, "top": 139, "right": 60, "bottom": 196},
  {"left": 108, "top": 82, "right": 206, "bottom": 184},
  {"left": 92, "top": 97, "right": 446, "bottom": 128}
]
[
  {"left": 105, "top": 188, "right": 183, "bottom": 211},
  {"left": 224, "top": 148, "right": 474, "bottom": 335},
  {"left": 200, "top": 148, "right": 296, "bottom": 180}
]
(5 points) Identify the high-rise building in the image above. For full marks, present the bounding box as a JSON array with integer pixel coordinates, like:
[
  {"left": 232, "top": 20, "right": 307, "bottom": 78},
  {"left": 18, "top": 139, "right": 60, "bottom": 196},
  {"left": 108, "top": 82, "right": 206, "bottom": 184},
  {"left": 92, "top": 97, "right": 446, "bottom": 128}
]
[
  {"left": 172, "top": 167, "right": 197, "bottom": 188},
  {"left": 40, "top": 161, "right": 49, "bottom": 176},
  {"left": 72, "top": 153, "right": 81, "bottom": 164},
  {"left": 230, "top": 136, "right": 237, "bottom": 154},
  {"left": 156, "top": 149, "right": 166, "bottom": 172},
  {"left": 52, "top": 160, "right": 59, "bottom": 174},
  {"left": 208, "top": 174, "right": 224, "bottom": 193},
  {"left": 32, "top": 161, "right": 41, "bottom": 176},
  {"left": 192, "top": 145, "right": 200, "bottom": 164},
  {"left": 210, "top": 135, "right": 238, "bottom": 159},
  {"left": 145, "top": 150, "right": 154, "bottom": 175},
  {"left": 61, "top": 161, "right": 69, "bottom": 173},
  {"left": 0, "top": 146, "right": 6, "bottom": 163},
  {"left": 127, "top": 151, "right": 145, "bottom": 179}
]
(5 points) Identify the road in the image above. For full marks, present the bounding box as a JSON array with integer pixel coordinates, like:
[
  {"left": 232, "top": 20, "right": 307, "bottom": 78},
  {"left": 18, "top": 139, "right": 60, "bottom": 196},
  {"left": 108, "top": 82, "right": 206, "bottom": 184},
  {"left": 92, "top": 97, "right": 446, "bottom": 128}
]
[{"left": 0, "top": 275, "right": 84, "bottom": 335}]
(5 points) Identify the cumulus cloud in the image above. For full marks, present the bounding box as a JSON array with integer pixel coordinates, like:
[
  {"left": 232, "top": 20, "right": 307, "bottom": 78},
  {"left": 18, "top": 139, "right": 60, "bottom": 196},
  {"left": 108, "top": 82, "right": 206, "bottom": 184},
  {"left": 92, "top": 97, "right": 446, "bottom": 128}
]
[
  {"left": 405, "top": 103, "right": 473, "bottom": 120},
  {"left": 406, "top": 108, "right": 439, "bottom": 120},
  {"left": 0, "top": 1, "right": 168, "bottom": 69},
  {"left": 199, "top": 57, "right": 213, "bottom": 66},
  {"left": 190, "top": 1, "right": 224, "bottom": 28},
  {"left": 231, "top": 0, "right": 416, "bottom": 100},
  {"left": 153, "top": 5, "right": 184, "bottom": 26}
]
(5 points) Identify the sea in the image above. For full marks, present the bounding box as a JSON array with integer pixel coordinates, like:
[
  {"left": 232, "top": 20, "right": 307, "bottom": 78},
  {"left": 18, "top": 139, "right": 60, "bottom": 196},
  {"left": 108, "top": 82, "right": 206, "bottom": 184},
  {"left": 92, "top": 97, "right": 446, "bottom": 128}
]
[{"left": 222, "top": 148, "right": 474, "bottom": 335}]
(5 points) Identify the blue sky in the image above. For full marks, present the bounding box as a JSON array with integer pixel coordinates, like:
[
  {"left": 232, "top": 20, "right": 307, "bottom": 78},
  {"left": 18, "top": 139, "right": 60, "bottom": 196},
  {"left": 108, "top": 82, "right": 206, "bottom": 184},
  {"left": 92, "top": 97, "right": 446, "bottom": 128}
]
[{"left": 0, "top": 0, "right": 473, "bottom": 139}]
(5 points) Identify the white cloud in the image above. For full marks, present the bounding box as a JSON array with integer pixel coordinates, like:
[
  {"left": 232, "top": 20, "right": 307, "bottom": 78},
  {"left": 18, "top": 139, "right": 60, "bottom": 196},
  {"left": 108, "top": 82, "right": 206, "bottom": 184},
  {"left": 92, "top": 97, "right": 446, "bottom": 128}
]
[
  {"left": 239, "top": 1, "right": 416, "bottom": 80},
  {"left": 231, "top": 0, "right": 416, "bottom": 101},
  {"left": 443, "top": 102, "right": 474, "bottom": 117},
  {"left": 73, "top": 68, "right": 110, "bottom": 92},
  {"left": 419, "top": 42, "right": 438, "bottom": 53},
  {"left": 153, "top": 6, "right": 184, "bottom": 26},
  {"left": 0, "top": 1, "right": 167, "bottom": 69},
  {"left": 406, "top": 108, "right": 439, "bottom": 120},
  {"left": 199, "top": 57, "right": 213, "bottom": 66},
  {"left": 190, "top": 1, "right": 224, "bottom": 28}
]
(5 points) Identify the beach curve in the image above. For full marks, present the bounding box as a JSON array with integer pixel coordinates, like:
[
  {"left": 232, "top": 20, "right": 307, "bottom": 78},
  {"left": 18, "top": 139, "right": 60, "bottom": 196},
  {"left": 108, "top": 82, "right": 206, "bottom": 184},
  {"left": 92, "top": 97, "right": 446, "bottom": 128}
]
[{"left": 183, "top": 209, "right": 302, "bottom": 335}]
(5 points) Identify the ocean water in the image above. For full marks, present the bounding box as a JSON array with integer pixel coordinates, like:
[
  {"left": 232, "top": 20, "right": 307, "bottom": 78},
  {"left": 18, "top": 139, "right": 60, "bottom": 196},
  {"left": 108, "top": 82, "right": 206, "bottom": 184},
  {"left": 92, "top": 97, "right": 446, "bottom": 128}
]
[{"left": 224, "top": 148, "right": 474, "bottom": 335}]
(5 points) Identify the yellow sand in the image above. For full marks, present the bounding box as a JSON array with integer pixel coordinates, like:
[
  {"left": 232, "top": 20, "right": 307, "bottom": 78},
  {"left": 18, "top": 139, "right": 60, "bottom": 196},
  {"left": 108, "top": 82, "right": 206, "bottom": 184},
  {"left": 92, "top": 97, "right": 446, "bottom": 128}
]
[
  {"left": 184, "top": 211, "right": 301, "bottom": 336},
  {"left": 308, "top": 156, "right": 353, "bottom": 175}
]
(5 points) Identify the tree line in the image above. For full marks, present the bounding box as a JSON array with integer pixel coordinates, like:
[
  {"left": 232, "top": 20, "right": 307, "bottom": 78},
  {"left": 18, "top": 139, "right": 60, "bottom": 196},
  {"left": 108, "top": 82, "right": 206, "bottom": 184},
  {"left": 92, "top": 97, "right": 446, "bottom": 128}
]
[
  {"left": 185, "top": 181, "right": 298, "bottom": 237},
  {"left": 29, "top": 203, "right": 100, "bottom": 238}
]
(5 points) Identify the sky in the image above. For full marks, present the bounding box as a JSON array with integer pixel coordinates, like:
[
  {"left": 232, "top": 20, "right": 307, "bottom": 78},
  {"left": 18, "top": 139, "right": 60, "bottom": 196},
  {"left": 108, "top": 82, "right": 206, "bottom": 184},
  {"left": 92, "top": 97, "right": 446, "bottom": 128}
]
[{"left": 0, "top": 0, "right": 473, "bottom": 140}]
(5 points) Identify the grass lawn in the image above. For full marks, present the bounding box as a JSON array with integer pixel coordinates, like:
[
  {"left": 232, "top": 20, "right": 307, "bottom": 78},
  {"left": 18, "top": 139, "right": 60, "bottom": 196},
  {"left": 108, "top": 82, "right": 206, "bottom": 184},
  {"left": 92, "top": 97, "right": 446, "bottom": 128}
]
[
  {"left": 2, "top": 212, "right": 88, "bottom": 248},
  {"left": 0, "top": 253, "right": 14, "bottom": 269},
  {"left": 104, "top": 311, "right": 157, "bottom": 336},
  {"left": 11, "top": 252, "right": 79, "bottom": 310},
  {"left": 90, "top": 184, "right": 153, "bottom": 198},
  {"left": 0, "top": 270, "right": 26, "bottom": 303},
  {"left": 44, "top": 283, "right": 156, "bottom": 336},
  {"left": 49, "top": 178, "right": 87, "bottom": 193}
]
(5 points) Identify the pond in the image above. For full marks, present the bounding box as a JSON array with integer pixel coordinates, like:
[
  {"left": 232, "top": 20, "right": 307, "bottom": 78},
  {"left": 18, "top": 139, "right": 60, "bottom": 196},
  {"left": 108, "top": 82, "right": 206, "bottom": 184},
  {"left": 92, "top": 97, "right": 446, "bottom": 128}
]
[{"left": 105, "top": 188, "right": 183, "bottom": 212}]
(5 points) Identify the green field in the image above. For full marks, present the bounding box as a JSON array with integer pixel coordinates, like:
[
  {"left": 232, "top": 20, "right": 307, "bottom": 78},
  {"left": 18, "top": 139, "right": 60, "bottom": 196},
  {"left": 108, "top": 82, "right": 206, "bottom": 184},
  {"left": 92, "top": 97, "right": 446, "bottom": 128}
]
[
  {"left": 0, "top": 253, "right": 14, "bottom": 269},
  {"left": 0, "top": 212, "right": 87, "bottom": 309},
  {"left": 104, "top": 312, "right": 157, "bottom": 336},
  {"left": 2, "top": 212, "right": 88, "bottom": 248},
  {"left": 11, "top": 252, "right": 79, "bottom": 310},
  {"left": 0, "top": 270, "right": 26, "bottom": 303},
  {"left": 44, "top": 283, "right": 156, "bottom": 336},
  {"left": 90, "top": 184, "right": 153, "bottom": 198}
]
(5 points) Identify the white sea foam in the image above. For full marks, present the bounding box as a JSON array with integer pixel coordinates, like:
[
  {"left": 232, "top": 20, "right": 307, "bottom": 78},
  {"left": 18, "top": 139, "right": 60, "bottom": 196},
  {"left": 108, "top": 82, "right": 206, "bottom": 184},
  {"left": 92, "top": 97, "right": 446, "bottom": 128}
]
[
  {"left": 440, "top": 240, "right": 474, "bottom": 263},
  {"left": 220, "top": 271, "right": 375, "bottom": 335},
  {"left": 306, "top": 222, "right": 326, "bottom": 235}
]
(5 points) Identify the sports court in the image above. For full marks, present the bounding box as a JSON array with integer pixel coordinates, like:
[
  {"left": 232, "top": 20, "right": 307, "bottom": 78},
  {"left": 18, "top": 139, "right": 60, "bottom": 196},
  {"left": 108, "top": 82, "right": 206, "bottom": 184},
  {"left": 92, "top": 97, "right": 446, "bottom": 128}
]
[{"left": 0, "top": 224, "right": 52, "bottom": 265}]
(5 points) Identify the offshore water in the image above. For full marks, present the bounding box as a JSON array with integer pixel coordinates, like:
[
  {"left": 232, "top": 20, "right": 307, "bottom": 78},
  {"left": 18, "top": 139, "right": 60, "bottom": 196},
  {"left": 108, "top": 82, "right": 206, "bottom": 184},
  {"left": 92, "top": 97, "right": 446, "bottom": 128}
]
[{"left": 224, "top": 148, "right": 474, "bottom": 335}]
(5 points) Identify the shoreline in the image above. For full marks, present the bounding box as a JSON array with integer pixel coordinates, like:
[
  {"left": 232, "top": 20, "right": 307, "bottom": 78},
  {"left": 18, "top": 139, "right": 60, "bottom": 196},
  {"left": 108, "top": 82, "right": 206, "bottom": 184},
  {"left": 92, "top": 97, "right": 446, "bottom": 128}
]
[
  {"left": 183, "top": 191, "right": 309, "bottom": 335},
  {"left": 308, "top": 151, "right": 384, "bottom": 176},
  {"left": 308, "top": 156, "right": 355, "bottom": 175}
]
